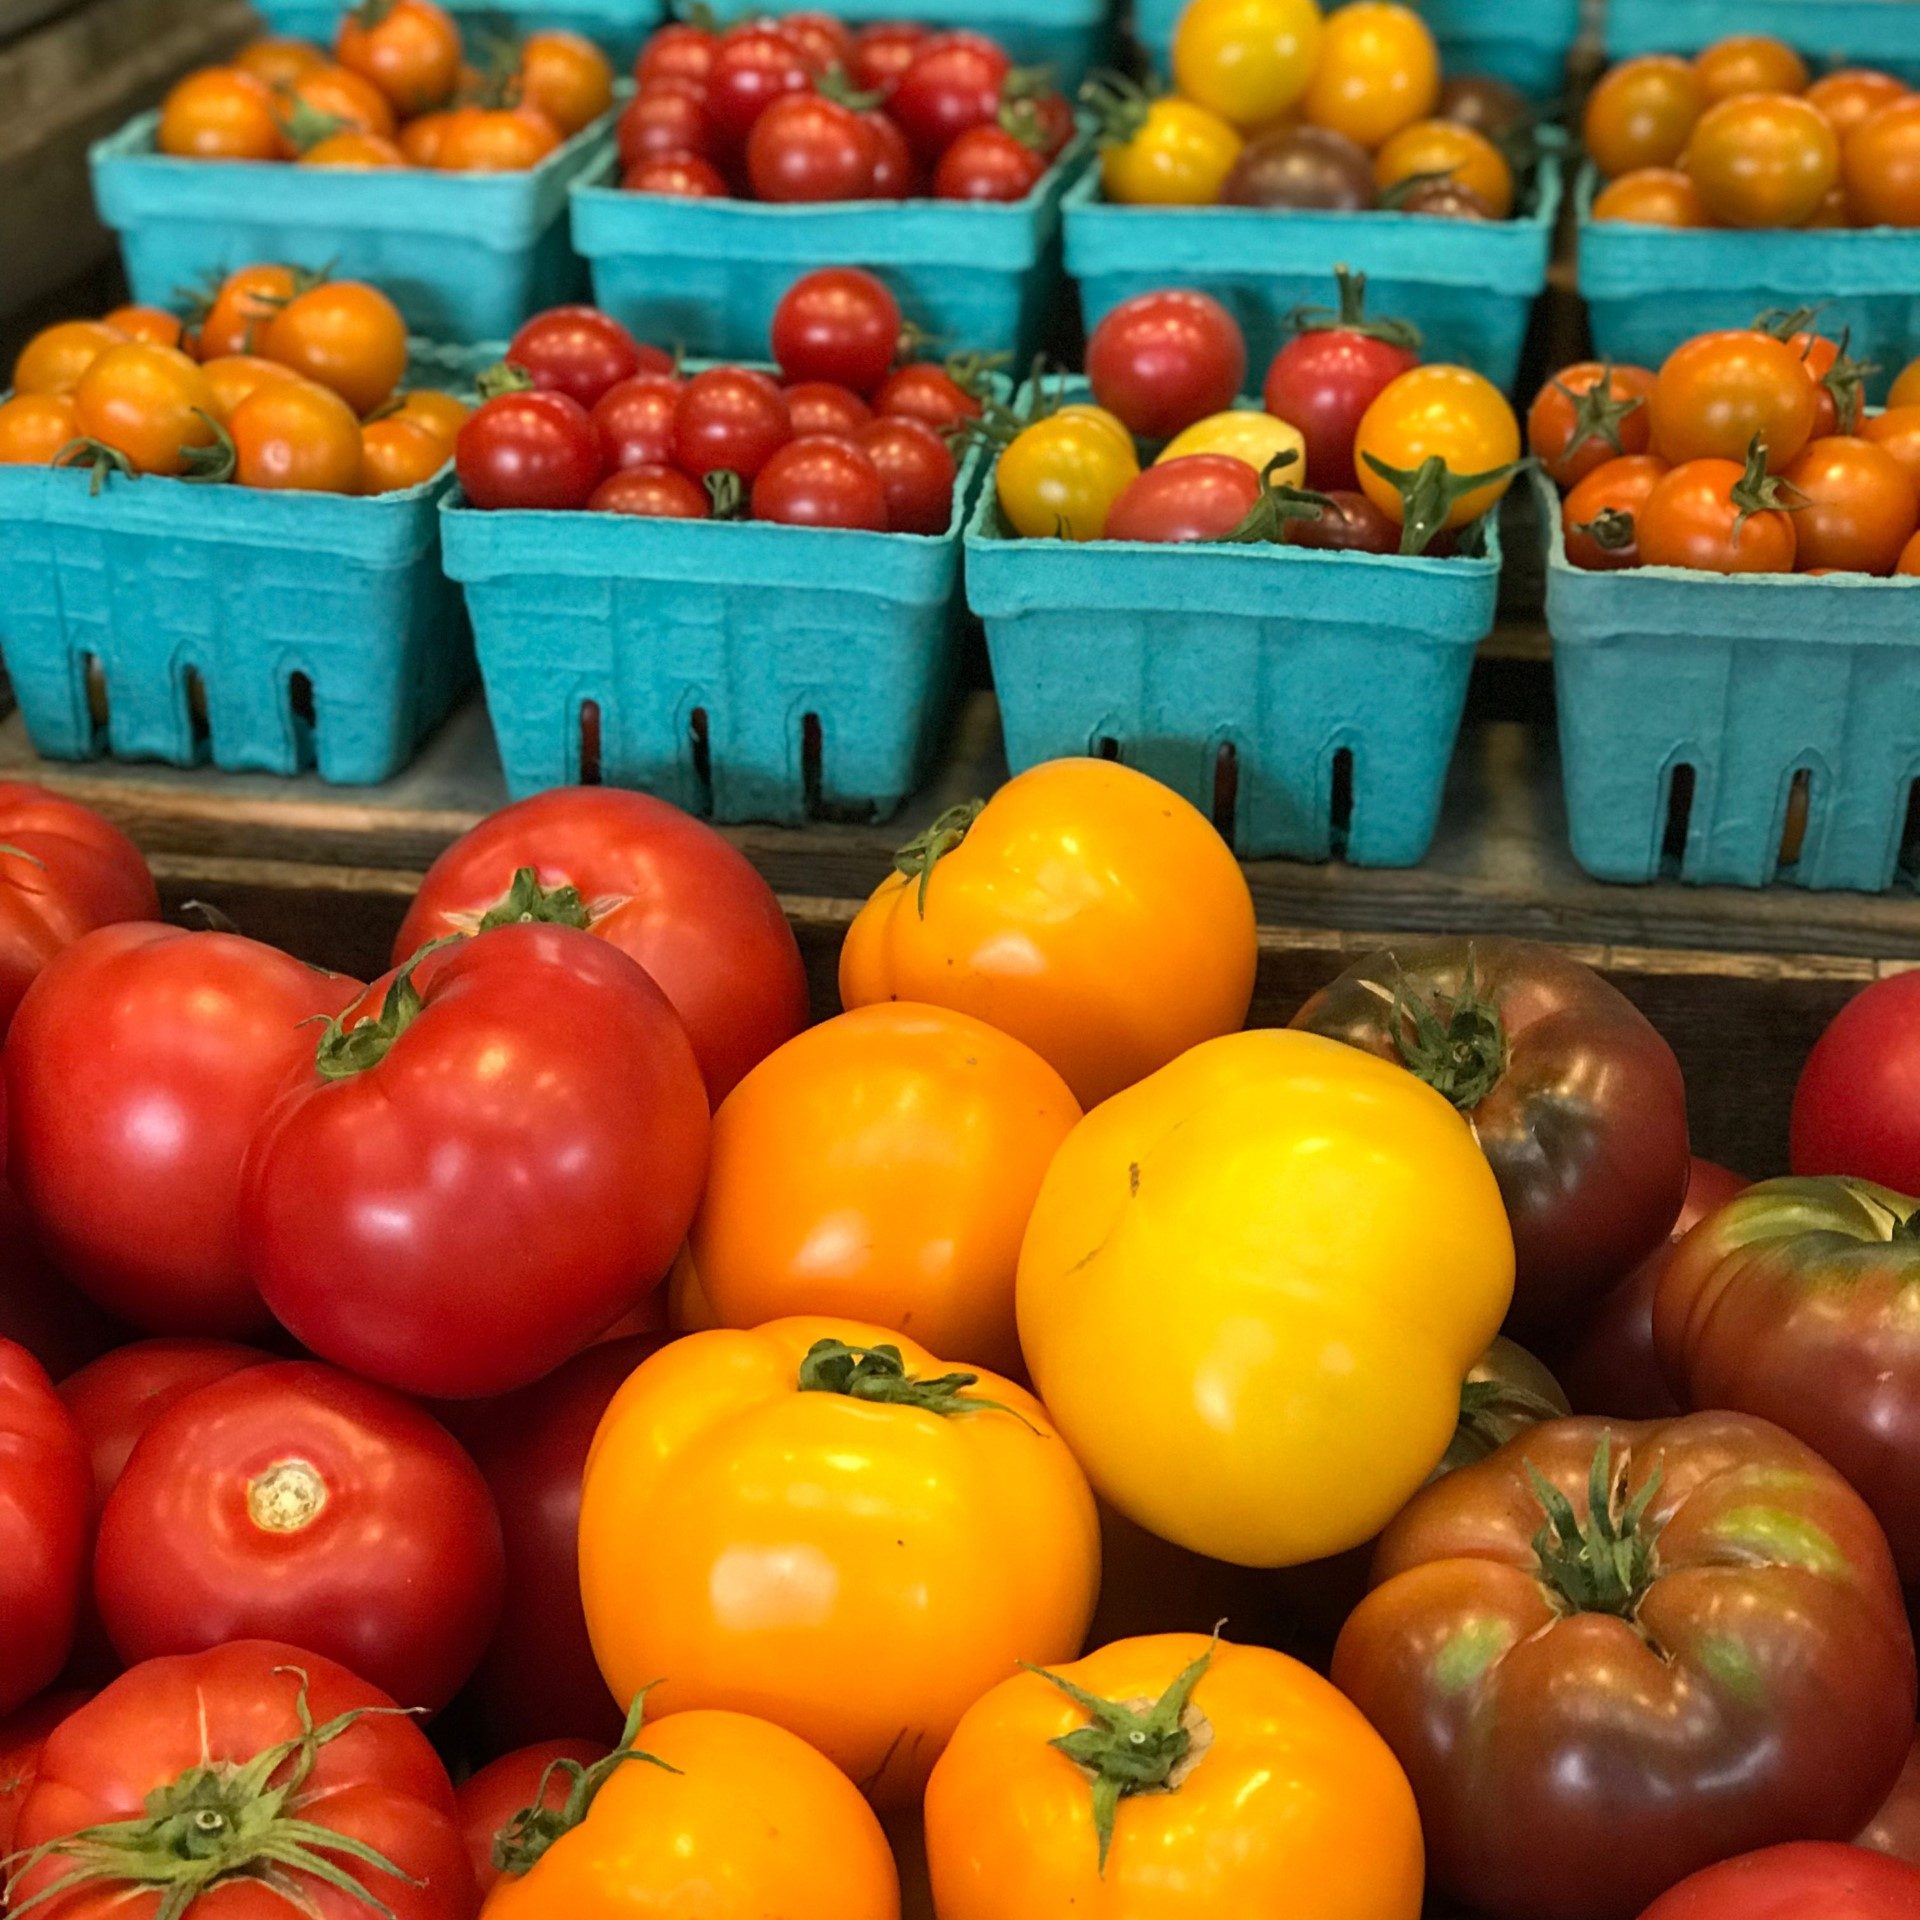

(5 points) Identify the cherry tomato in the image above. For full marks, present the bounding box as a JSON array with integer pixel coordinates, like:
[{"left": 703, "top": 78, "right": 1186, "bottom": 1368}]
[
  {"left": 1592, "top": 167, "right": 1709, "bottom": 226},
  {"left": 1353, "top": 363, "right": 1522, "bottom": 535},
  {"left": 259, "top": 279, "right": 407, "bottom": 416},
  {"left": 1157, "top": 407, "right": 1304, "bottom": 475},
  {"left": 589, "top": 465, "right": 711, "bottom": 516},
  {"left": 1639, "top": 451, "right": 1799, "bottom": 573},
  {"left": 858, "top": 415, "right": 956, "bottom": 533},
  {"left": 390, "top": 387, "right": 470, "bottom": 446},
  {"left": 997, "top": 412, "right": 1140, "bottom": 540},
  {"left": 1561, "top": 453, "right": 1669, "bottom": 570},
  {"left": 674, "top": 365, "right": 791, "bottom": 480},
  {"left": 1375, "top": 117, "right": 1514, "bottom": 216},
  {"left": 100, "top": 306, "right": 182, "bottom": 351},
  {"left": 1285, "top": 488, "right": 1403, "bottom": 553},
  {"left": 874, "top": 359, "right": 981, "bottom": 430},
  {"left": 436, "top": 105, "right": 563, "bottom": 172},
  {"left": 1862, "top": 406, "right": 1920, "bottom": 493},
  {"left": 1302, "top": 1, "right": 1440, "bottom": 152},
  {"left": 851, "top": 20, "right": 927, "bottom": 96},
  {"left": 0, "top": 1341, "right": 89, "bottom": 1716},
  {"left": 746, "top": 93, "right": 878, "bottom": 201},
  {"left": 69, "top": 345, "right": 217, "bottom": 479},
  {"left": 1844, "top": 96, "right": 1920, "bottom": 226},
  {"left": 751, "top": 434, "right": 889, "bottom": 528},
  {"left": 636, "top": 22, "right": 716, "bottom": 92},
  {"left": 227, "top": 377, "right": 365, "bottom": 492},
  {"left": 233, "top": 37, "right": 329, "bottom": 89},
  {"left": 772, "top": 267, "right": 901, "bottom": 395},
  {"left": 0, "top": 393, "right": 77, "bottom": 466},
  {"left": 623, "top": 151, "right": 730, "bottom": 195},
  {"left": 1437, "top": 73, "right": 1530, "bottom": 140},
  {"left": 1087, "top": 289, "right": 1247, "bottom": 441},
  {"left": 1173, "top": 0, "right": 1322, "bottom": 131},
  {"left": 704, "top": 26, "right": 816, "bottom": 154},
  {"left": 1649, "top": 329, "right": 1818, "bottom": 470},
  {"left": 156, "top": 67, "right": 286, "bottom": 160},
  {"left": 1528, "top": 361, "right": 1657, "bottom": 489},
  {"left": 1686, "top": 94, "right": 1838, "bottom": 228},
  {"left": 1694, "top": 33, "right": 1809, "bottom": 105},
  {"left": 591, "top": 370, "right": 683, "bottom": 471},
  {"left": 13, "top": 320, "right": 122, "bottom": 397},
  {"left": 780, "top": 11, "right": 856, "bottom": 70},
  {"left": 1097, "top": 94, "right": 1242, "bottom": 205},
  {"left": 284, "top": 61, "right": 398, "bottom": 137},
  {"left": 1782, "top": 434, "right": 1919, "bottom": 573},
  {"left": 783, "top": 380, "right": 871, "bottom": 436},
  {"left": 618, "top": 84, "right": 718, "bottom": 168},
  {"left": 1894, "top": 356, "right": 1920, "bottom": 409},
  {"left": 1808, "top": 68, "right": 1909, "bottom": 138},
  {"left": 360, "top": 415, "right": 450, "bottom": 494},
  {"left": 1105, "top": 453, "right": 1263, "bottom": 543},
  {"left": 336, "top": 0, "right": 461, "bottom": 117},
  {"left": 517, "top": 30, "right": 615, "bottom": 137},
  {"left": 297, "top": 130, "right": 406, "bottom": 168},
  {"left": 507, "top": 307, "right": 651, "bottom": 411},
  {"left": 862, "top": 108, "right": 916, "bottom": 196},
  {"left": 456, "top": 1740, "right": 604, "bottom": 1896},
  {"left": 195, "top": 262, "right": 298, "bottom": 360},
  {"left": 933, "top": 124, "right": 1046, "bottom": 201},
  {"left": 1583, "top": 55, "right": 1703, "bottom": 180},
  {"left": 457, "top": 391, "right": 603, "bottom": 510},
  {"left": 890, "top": 31, "right": 1012, "bottom": 164}
]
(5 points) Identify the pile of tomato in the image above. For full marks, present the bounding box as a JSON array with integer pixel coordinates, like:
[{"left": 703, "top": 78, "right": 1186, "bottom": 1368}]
[
  {"left": 157, "top": 3, "right": 614, "bottom": 173},
  {"left": 994, "top": 274, "right": 1521, "bottom": 552},
  {"left": 0, "top": 267, "right": 467, "bottom": 494},
  {"left": 1097, "top": 0, "right": 1530, "bottom": 218},
  {"left": 1536, "top": 317, "right": 1920, "bottom": 575},
  {"left": 454, "top": 269, "right": 976, "bottom": 528},
  {"left": 618, "top": 10, "right": 1076, "bottom": 202},
  {"left": 1587, "top": 32, "right": 1920, "bottom": 229}
]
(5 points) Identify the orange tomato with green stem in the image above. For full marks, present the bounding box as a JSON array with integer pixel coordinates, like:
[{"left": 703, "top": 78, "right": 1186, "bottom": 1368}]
[
  {"left": 336, "top": 0, "right": 462, "bottom": 117},
  {"left": 1528, "top": 361, "right": 1655, "bottom": 489},
  {"left": 67, "top": 344, "right": 219, "bottom": 479},
  {"left": 1638, "top": 443, "right": 1801, "bottom": 574},
  {"left": 1561, "top": 454, "right": 1668, "bottom": 571},
  {"left": 1353, "top": 363, "right": 1522, "bottom": 551}
]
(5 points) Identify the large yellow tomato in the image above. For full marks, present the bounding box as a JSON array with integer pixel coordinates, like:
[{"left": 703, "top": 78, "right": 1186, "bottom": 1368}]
[
  {"left": 1173, "top": 0, "right": 1324, "bottom": 132},
  {"left": 679, "top": 1003, "right": 1081, "bottom": 1376},
  {"left": 578, "top": 1318, "right": 1101, "bottom": 1809},
  {"left": 484, "top": 1706, "right": 899, "bottom": 1920},
  {"left": 925, "top": 1632, "right": 1424, "bottom": 1918},
  {"left": 1157, "top": 407, "right": 1307, "bottom": 476},
  {"left": 1016, "top": 1029, "right": 1514, "bottom": 1566},
  {"left": 839, "top": 759, "right": 1258, "bottom": 1109}
]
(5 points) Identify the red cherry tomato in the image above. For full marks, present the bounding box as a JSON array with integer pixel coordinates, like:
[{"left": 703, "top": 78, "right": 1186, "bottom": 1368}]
[
  {"left": 889, "top": 32, "right": 1012, "bottom": 163},
  {"left": 1105, "top": 453, "right": 1263, "bottom": 542},
  {"left": 852, "top": 20, "right": 928, "bottom": 96},
  {"left": 746, "top": 92, "right": 877, "bottom": 200},
  {"left": 933, "top": 124, "right": 1046, "bottom": 200},
  {"left": 393, "top": 786, "right": 809, "bottom": 1107},
  {"left": 457, "top": 391, "right": 604, "bottom": 511},
  {"left": 752, "top": 434, "right": 890, "bottom": 528},
  {"left": 240, "top": 926, "right": 711, "bottom": 1399},
  {"left": 592, "top": 370, "right": 684, "bottom": 471},
  {"left": 1088, "top": 289, "right": 1248, "bottom": 441},
  {"left": 506, "top": 307, "right": 656, "bottom": 411},
  {"left": 1792, "top": 972, "right": 1920, "bottom": 1187},
  {"left": 457, "top": 1740, "right": 606, "bottom": 1896},
  {"left": 617, "top": 84, "right": 718, "bottom": 169},
  {"left": 674, "top": 364, "right": 793, "bottom": 480},
  {"left": 1561, "top": 453, "right": 1669, "bottom": 571},
  {"left": 780, "top": 10, "right": 855, "bottom": 71},
  {"left": 0, "top": 1341, "right": 88, "bottom": 1715},
  {"left": 771, "top": 267, "right": 903, "bottom": 395},
  {"left": 874, "top": 360, "right": 983, "bottom": 431},
  {"left": 635, "top": 22, "right": 716, "bottom": 91},
  {"left": 785, "top": 381, "right": 873, "bottom": 437},
  {"left": 622, "top": 150, "right": 730, "bottom": 195},
  {"left": 7, "top": 926, "right": 360, "bottom": 1337},
  {"left": 1637, "top": 1842, "right": 1920, "bottom": 1920},
  {"left": 859, "top": 415, "right": 958, "bottom": 532},
  {"left": 1528, "top": 361, "right": 1658, "bottom": 490},
  {"left": 704, "top": 26, "right": 816, "bottom": 152},
  {"left": 864, "top": 109, "right": 917, "bottom": 196},
  {"left": 1263, "top": 324, "right": 1421, "bottom": 493},
  {"left": 589, "top": 466, "right": 712, "bottom": 516}
]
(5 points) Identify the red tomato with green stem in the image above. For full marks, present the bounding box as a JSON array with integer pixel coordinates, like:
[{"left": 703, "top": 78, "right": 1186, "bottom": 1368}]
[
  {"left": 1639, "top": 1844, "right": 1920, "bottom": 1920},
  {"left": 0, "top": 1340, "right": 89, "bottom": 1714},
  {"left": 1105, "top": 454, "right": 1265, "bottom": 543},
  {"left": 456, "top": 1741, "right": 606, "bottom": 1896},
  {"left": 1528, "top": 361, "right": 1656, "bottom": 490},
  {"left": 240, "top": 925, "right": 710, "bottom": 1400},
  {"left": 9, "top": 1642, "right": 476, "bottom": 1920},
  {"left": 506, "top": 308, "right": 660, "bottom": 411},
  {"left": 1088, "top": 289, "right": 1247, "bottom": 441},
  {"left": 859, "top": 416, "right": 957, "bottom": 533},
  {"left": 392, "top": 786, "right": 808, "bottom": 1108},
  {"left": 456, "top": 392, "right": 604, "bottom": 511},
  {"left": 1793, "top": 973, "right": 1920, "bottom": 1189},
  {"left": 751, "top": 435, "right": 889, "bottom": 528},
  {"left": 1561, "top": 453, "right": 1668, "bottom": 571},
  {"left": 889, "top": 32, "right": 1012, "bottom": 163},
  {"left": 7, "top": 925, "right": 360, "bottom": 1338},
  {"left": 771, "top": 268, "right": 902, "bottom": 396},
  {"left": 674, "top": 366, "right": 791, "bottom": 480}
]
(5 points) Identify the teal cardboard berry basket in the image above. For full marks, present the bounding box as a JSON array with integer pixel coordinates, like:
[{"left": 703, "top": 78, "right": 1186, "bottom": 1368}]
[{"left": 249, "top": 0, "right": 666, "bottom": 66}]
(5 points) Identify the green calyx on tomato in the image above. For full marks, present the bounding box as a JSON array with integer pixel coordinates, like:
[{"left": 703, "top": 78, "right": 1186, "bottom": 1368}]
[
  {"left": 1222, "top": 449, "right": 1333, "bottom": 545},
  {"left": 493, "top": 1691, "right": 678, "bottom": 1879},
  {"left": 1286, "top": 266, "right": 1422, "bottom": 353},
  {"left": 1571, "top": 504, "right": 1638, "bottom": 557},
  {"left": 1025, "top": 1640, "right": 1214, "bottom": 1871},
  {"left": 7, "top": 1670, "right": 415, "bottom": 1920},
  {"left": 1077, "top": 71, "right": 1158, "bottom": 149},
  {"left": 1729, "top": 435, "right": 1806, "bottom": 533},
  {"left": 1360, "top": 450, "right": 1524, "bottom": 556},
  {"left": 703, "top": 469, "right": 747, "bottom": 520},
  {"left": 796, "top": 1337, "right": 1032, "bottom": 1426},
  {"left": 477, "top": 361, "right": 537, "bottom": 403},
  {"left": 1386, "top": 949, "right": 1510, "bottom": 1109},
  {"left": 1544, "top": 363, "right": 1646, "bottom": 467},
  {"left": 1528, "top": 1435, "right": 1663, "bottom": 1617},
  {"left": 313, "top": 938, "right": 453, "bottom": 1081},
  {"left": 175, "top": 410, "right": 240, "bottom": 486},
  {"left": 274, "top": 97, "right": 352, "bottom": 157},
  {"left": 50, "top": 436, "right": 139, "bottom": 498},
  {"left": 475, "top": 865, "right": 595, "bottom": 935},
  {"left": 1755, "top": 307, "right": 1876, "bottom": 435},
  {"left": 1444, "top": 1347, "right": 1569, "bottom": 1475},
  {"left": 892, "top": 799, "right": 983, "bottom": 916}
]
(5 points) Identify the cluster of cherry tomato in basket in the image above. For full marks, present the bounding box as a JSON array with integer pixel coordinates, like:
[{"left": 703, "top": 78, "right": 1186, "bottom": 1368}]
[
  {"left": 993, "top": 272, "right": 1520, "bottom": 552},
  {"left": 1535, "top": 318, "right": 1920, "bottom": 576},
  {"left": 618, "top": 10, "right": 1076, "bottom": 202},
  {"left": 1587, "top": 31, "right": 1920, "bottom": 229},
  {"left": 0, "top": 267, "right": 469, "bottom": 495},
  {"left": 156, "top": 0, "right": 614, "bottom": 171},
  {"left": 1097, "top": 0, "right": 1530, "bottom": 218},
  {"left": 455, "top": 269, "right": 974, "bottom": 529}
]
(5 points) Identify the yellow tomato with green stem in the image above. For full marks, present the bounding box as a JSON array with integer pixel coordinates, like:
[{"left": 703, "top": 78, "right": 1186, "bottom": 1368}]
[
  {"left": 1173, "top": 0, "right": 1324, "bottom": 132},
  {"left": 1017, "top": 1028, "right": 1515, "bottom": 1567},
  {"left": 1090, "top": 76, "right": 1243, "bottom": 206},
  {"left": 996, "top": 411, "right": 1138, "bottom": 539},
  {"left": 1353, "top": 363, "right": 1523, "bottom": 550}
]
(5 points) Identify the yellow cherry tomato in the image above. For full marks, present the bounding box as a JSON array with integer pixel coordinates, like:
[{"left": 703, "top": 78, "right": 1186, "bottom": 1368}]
[
  {"left": 13, "top": 321, "right": 124, "bottom": 398},
  {"left": 1302, "top": 1, "right": 1440, "bottom": 151},
  {"left": 1099, "top": 96, "right": 1244, "bottom": 206},
  {"left": 1173, "top": 0, "right": 1324, "bottom": 132},
  {"left": 840, "top": 758, "right": 1257, "bottom": 1109},
  {"left": 1017, "top": 1028, "right": 1515, "bottom": 1567},
  {"left": 1374, "top": 117, "right": 1516, "bottom": 217},
  {"left": 1353, "top": 363, "right": 1522, "bottom": 533},
  {"left": 1158, "top": 408, "right": 1307, "bottom": 478},
  {"left": 996, "top": 413, "right": 1139, "bottom": 540},
  {"left": 70, "top": 343, "right": 220, "bottom": 478},
  {"left": 0, "top": 393, "right": 78, "bottom": 466},
  {"left": 1056, "top": 401, "right": 1135, "bottom": 456}
]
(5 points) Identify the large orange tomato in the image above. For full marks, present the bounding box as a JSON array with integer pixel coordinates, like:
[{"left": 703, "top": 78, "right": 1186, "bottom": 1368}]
[
  {"left": 681, "top": 1004, "right": 1080, "bottom": 1377},
  {"left": 578, "top": 1318, "right": 1101, "bottom": 1809},
  {"left": 925, "top": 1633, "right": 1424, "bottom": 1917},
  {"left": 839, "top": 759, "right": 1257, "bottom": 1108},
  {"left": 482, "top": 1706, "right": 899, "bottom": 1920}
]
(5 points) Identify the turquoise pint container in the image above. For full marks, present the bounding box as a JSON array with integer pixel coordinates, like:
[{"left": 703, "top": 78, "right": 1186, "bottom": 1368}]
[{"left": 249, "top": 0, "right": 665, "bottom": 66}]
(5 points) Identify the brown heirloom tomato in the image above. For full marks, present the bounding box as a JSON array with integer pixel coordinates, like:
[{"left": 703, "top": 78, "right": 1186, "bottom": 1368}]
[
  {"left": 1332, "top": 1412, "right": 1918, "bottom": 1920},
  {"left": 1655, "top": 1177, "right": 1920, "bottom": 1586},
  {"left": 1292, "top": 937, "right": 1690, "bottom": 1340}
]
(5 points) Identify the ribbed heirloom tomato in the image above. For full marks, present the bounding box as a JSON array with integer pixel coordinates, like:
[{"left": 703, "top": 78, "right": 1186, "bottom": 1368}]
[
  {"left": 0, "top": 1340, "right": 89, "bottom": 1715},
  {"left": 578, "top": 1318, "right": 1100, "bottom": 1808}
]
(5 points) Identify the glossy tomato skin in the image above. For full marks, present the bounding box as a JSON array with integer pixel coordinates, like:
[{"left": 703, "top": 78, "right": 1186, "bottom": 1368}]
[
  {"left": 7, "top": 925, "right": 361, "bottom": 1337},
  {"left": 1640, "top": 457, "right": 1798, "bottom": 573},
  {"left": 1649, "top": 330, "right": 1817, "bottom": 472},
  {"left": 242, "top": 925, "right": 710, "bottom": 1400},
  {"left": 590, "top": 371, "right": 682, "bottom": 472},
  {"left": 461, "top": 1337, "right": 662, "bottom": 1754},
  {"left": 92, "top": 1362, "right": 504, "bottom": 1712},
  {"left": 0, "top": 1341, "right": 89, "bottom": 1714},
  {"left": 1860, "top": 1729, "right": 1920, "bottom": 1863},
  {"left": 0, "top": 1691, "right": 87, "bottom": 1857},
  {"left": 1104, "top": 453, "right": 1261, "bottom": 542},
  {"left": 456, "top": 1740, "right": 604, "bottom": 1897},
  {"left": 617, "top": 84, "right": 717, "bottom": 169},
  {"left": 578, "top": 1317, "right": 1101, "bottom": 1809},
  {"left": 1295, "top": 936, "right": 1690, "bottom": 1341},
  {"left": 1086, "top": 290, "right": 1248, "bottom": 441},
  {"left": 1286, "top": 487, "right": 1403, "bottom": 553},
  {"left": 1783, "top": 434, "right": 1919, "bottom": 574},
  {"left": 857, "top": 416, "right": 956, "bottom": 533},
  {"left": 745, "top": 93, "right": 876, "bottom": 201},
  {"left": 11, "top": 1641, "right": 476, "bottom": 1920},
  {"left": 751, "top": 435, "right": 889, "bottom": 528},
  {"left": 1529, "top": 362, "right": 1657, "bottom": 489},
  {"left": 889, "top": 32, "right": 1011, "bottom": 163},
  {"left": 1263, "top": 323, "right": 1419, "bottom": 491},
  {"left": 933, "top": 124, "right": 1045, "bottom": 200},
  {"left": 392, "top": 787, "right": 807, "bottom": 1107},
  {"left": 673, "top": 366, "right": 791, "bottom": 480},
  {"left": 704, "top": 25, "right": 815, "bottom": 153},
  {"left": 588, "top": 466, "right": 709, "bottom": 517},
  {"left": 1333, "top": 1413, "right": 1918, "bottom": 1920},
  {"left": 1562, "top": 453, "right": 1668, "bottom": 570},
  {"left": 0, "top": 787, "right": 155, "bottom": 1036},
  {"left": 873, "top": 360, "right": 981, "bottom": 430},
  {"left": 456, "top": 393, "right": 603, "bottom": 511},
  {"left": 1793, "top": 972, "right": 1920, "bottom": 1187},
  {"left": 1637, "top": 1843, "right": 1920, "bottom": 1920},
  {"left": 771, "top": 269, "right": 901, "bottom": 396},
  {"left": 505, "top": 309, "right": 650, "bottom": 411}
]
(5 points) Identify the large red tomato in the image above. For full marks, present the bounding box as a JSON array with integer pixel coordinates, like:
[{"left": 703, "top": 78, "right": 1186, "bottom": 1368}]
[
  {"left": 0, "top": 1690, "right": 86, "bottom": 1857},
  {"left": 6, "top": 926, "right": 361, "bottom": 1336},
  {"left": 461, "top": 1336, "right": 661, "bottom": 1753},
  {"left": 240, "top": 925, "right": 709, "bottom": 1399},
  {"left": 10, "top": 1642, "right": 476, "bottom": 1920},
  {"left": 1637, "top": 1843, "right": 1920, "bottom": 1919},
  {"left": 1792, "top": 972, "right": 1920, "bottom": 1188},
  {"left": 0, "top": 1341, "right": 89, "bottom": 1715},
  {"left": 0, "top": 1179, "right": 125, "bottom": 1382},
  {"left": 454, "top": 1739, "right": 605, "bottom": 1896},
  {"left": 0, "top": 784, "right": 157, "bottom": 1036},
  {"left": 392, "top": 788, "right": 808, "bottom": 1106}
]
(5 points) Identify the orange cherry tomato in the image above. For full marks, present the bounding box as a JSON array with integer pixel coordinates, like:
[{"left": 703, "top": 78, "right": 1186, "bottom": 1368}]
[
  {"left": 839, "top": 759, "right": 1257, "bottom": 1109},
  {"left": 232, "top": 38, "right": 330, "bottom": 90},
  {"left": 1583, "top": 56, "right": 1703, "bottom": 180},
  {"left": 0, "top": 393, "right": 78, "bottom": 466},
  {"left": 681, "top": 1004, "right": 1080, "bottom": 1377},
  {"left": 157, "top": 67, "right": 288, "bottom": 160},
  {"left": 577, "top": 1317, "right": 1101, "bottom": 1810},
  {"left": 1639, "top": 453, "right": 1799, "bottom": 573},
  {"left": 1807, "top": 67, "right": 1909, "bottom": 138},
  {"left": 1685, "top": 94, "right": 1838, "bottom": 228},
  {"left": 1591, "top": 167, "right": 1708, "bottom": 226},
  {"left": 398, "top": 109, "right": 465, "bottom": 165},
  {"left": 435, "top": 105, "right": 563, "bottom": 171},
  {"left": 1649, "top": 329, "right": 1818, "bottom": 470},
  {"left": 336, "top": 0, "right": 462, "bottom": 117},
  {"left": 297, "top": 130, "right": 406, "bottom": 167},
  {"left": 196, "top": 264, "right": 301, "bottom": 359},
  {"left": 1786, "top": 327, "right": 1866, "bottom": 435},
  {"left": 1301, "top": 2, "right": 1440, "bottom": 151},
  {"left": 101, "top": 306, "right": 184, "bottom": 351},
  {"left": 70, "top": 343, "right": 220, "bottom": 477},
  {"left": 259, "top": 280, "right": 409, "bottom": 416},
  {"left": 1561, "top": 453, "right": 1669, "bottom": 570},
  {"left": 1863, "top": 407, "right": 1920, "bottom": 493},
  {"left": 480, "top": 1709, "right": 900, "bottom": 1920},
  {"left": 1899, "top": 528, "right": 1920, "bottom": 574},
  {"left": 1373, "top": 117, "right": 1513, "bottom": 217},
  {"left": 199, "top": 354, "right": 299, "bottom": 420},
  {"left": 517, "top": 30, "right": 615, "bottom": 137},
  {"left": 1844, "top": 96, "right": 1920, "bottom": 226},
  {"left": 1782, "top": 433, "right": 1919, "bottom": 573},
  {"left": 283, "top": 62, "right": 399, "bottom": 138},
  {"left": 925, "top": 1633, "right": 1424, "bottom": 1918},
  {"left": 1528, "top": 361, "right": 1656, "bottom": 489},
  {"left": 1353, "top": 363, "right": 1523, "bottom": 532},
  {"left": 1891, "top": 356, "right": 1920, "bottom": 409},
  {"left": 1693, "top": 34, "right": 1810, "bottom": 105},
  {"left": 388, "top": 387, "right": 471, "bottom": 445},
  {"left": 359, "top": 414, "right": 449, "bottom": 492},
  {"left": 12, "top": 320, "right": 123, "bottom": 396},
  {"left": 226, "top": 376, "right": 365, "bottom": 491}
]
